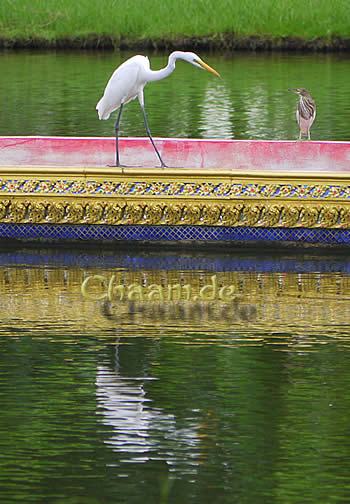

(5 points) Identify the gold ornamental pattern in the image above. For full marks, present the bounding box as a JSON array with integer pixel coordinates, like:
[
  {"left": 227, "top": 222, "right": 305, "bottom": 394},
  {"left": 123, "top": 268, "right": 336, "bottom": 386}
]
[
  {"left": 1, "top": 178, "right": 350, "bottom": 200},
  {"left": 1, "top": 165, "right": 350, "bottom": 201},
  {"left": 0, "top": 199, "right": 348, "bottom": 228}
]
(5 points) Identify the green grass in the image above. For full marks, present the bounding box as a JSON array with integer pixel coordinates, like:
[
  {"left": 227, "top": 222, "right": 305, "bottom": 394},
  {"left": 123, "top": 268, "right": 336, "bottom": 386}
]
[{"left": 0, "top": 0, "right": 349, "bottom": 42}]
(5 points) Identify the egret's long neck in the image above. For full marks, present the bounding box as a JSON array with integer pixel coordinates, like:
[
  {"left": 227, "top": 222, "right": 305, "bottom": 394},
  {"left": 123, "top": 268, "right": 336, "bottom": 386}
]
[{"left": 147, "top": 53, "right": 178, "bottom": 82}]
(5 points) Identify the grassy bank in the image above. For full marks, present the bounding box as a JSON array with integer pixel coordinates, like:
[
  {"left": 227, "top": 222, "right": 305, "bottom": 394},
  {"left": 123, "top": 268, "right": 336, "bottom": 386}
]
[{"left": 0, "top": 0, "right": 350, "bottom": 50}]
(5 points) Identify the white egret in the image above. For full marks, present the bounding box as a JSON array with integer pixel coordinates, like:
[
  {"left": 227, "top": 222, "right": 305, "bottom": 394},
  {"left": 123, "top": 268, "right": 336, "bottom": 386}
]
[{"left": 96, "top": 51, "right": 220, "bottom": 167}]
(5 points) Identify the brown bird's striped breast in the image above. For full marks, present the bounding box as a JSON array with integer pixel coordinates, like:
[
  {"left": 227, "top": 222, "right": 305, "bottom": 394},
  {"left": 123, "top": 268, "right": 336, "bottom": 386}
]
[{"left": 298, "top": 95, "right": 316, "bottom": 120}]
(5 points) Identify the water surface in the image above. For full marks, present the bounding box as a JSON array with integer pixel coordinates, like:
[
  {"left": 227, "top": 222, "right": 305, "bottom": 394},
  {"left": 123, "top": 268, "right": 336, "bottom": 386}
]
[
  {"left": 1, "top": 50, "right": 350, "bottom": 141},
  {"left": 1, "top": 50, "right": 350, "bottom": 502},
  {"left": 0, "top": 249, "right": 350, "bottom": 503}
]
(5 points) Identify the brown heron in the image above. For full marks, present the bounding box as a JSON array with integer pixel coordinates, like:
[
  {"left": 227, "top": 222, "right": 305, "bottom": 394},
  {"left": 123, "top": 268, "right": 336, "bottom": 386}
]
[{"left": 289, "top": 88, "right": 316, "bottom": 140}]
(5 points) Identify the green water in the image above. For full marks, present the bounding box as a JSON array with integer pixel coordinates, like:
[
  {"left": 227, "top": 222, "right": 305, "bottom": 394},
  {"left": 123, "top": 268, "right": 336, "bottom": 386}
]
[
  {"left": 0, "top": 249, "right": 350, "bottom": 502},
  {"left": 1, "top": 50, "right": 350, "bottom": 140},
  {"left": 2, "top": 337, "right": 350, "bottom": 503},
  {"left": 1, "top": 50, "right": 350, "bottom": 502}
]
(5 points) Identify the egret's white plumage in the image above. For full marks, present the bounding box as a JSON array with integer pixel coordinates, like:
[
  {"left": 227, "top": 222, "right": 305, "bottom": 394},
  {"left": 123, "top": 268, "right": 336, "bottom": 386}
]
[
  {"left": 96, "top": 55, "right": 150, "bottom": 120},
  {"left": 96, "top": 51, "right": 220, "bottom": 167}
]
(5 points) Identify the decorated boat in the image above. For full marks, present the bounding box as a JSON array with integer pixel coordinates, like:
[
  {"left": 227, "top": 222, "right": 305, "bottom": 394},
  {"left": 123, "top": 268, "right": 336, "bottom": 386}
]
[{"left": 0, "top": 135, "right": 350, "bottom": 245}]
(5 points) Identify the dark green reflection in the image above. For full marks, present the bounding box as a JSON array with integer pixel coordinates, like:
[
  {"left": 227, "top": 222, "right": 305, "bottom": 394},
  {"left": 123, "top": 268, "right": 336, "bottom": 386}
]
[
  {"left": 1, "top": 51, "right": 350, "bottom": 140},
  {"left": 1, "top": 335, "right": 350, "bottom": 503}
]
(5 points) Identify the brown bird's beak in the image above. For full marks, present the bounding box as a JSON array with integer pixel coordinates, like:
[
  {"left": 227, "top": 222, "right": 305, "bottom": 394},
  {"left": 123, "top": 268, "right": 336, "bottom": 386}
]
[
  {"left": 196, "top": 59, "right": 221, "bottom": 77},
  {"left": 288, "top": 88, "right": 299, "bottom": 94}
]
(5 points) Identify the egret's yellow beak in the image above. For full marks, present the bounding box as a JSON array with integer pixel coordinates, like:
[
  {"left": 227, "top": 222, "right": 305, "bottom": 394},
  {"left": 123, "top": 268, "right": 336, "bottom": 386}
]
[{"left": 196, "top": 59, "right": 221, "bottom": 77}]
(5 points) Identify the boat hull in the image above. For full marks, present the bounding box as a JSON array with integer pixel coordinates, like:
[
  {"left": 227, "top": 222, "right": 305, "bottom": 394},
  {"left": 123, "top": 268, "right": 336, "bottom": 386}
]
[{"left": 1, "top": 136, "right": 350, "bottom": 246}]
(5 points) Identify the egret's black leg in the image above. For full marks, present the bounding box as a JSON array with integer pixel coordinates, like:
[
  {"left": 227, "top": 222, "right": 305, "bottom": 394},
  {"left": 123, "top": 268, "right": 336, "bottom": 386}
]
[
  {"left": 141, "top": 106, "right": 167, "bottom": 168},
  {"left": 114, "top": 104, "right": 124, "bottom": 167}
]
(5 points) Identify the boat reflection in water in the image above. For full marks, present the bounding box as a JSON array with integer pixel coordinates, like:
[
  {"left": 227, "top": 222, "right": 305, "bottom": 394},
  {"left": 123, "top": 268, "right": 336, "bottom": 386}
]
[
  {"left": 0, "top": 251, "right": 349, "bottom": 344},
  {"left": 1, "top": 249, "right": 350, "bottom": 484}
]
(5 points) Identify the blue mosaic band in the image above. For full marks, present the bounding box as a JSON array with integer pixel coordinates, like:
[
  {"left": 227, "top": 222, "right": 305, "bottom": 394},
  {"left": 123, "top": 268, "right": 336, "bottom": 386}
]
[{"left": 0, "top": 223, "right": 349, "bottom": 245}]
